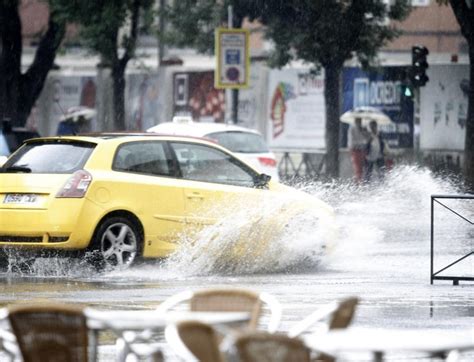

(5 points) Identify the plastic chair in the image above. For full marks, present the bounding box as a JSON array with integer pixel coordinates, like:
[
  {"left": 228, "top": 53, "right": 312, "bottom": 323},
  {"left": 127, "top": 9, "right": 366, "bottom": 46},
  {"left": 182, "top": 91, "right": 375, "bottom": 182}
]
[
  {"left": 288, "top": 297, "right": 359, "bottom": 362},
  {"left": 1, "top": 303, "right": 93, "bottom": 362},
  {"left": 156, "top": 288, "right": 282, "bottom": 332},
  {"left": 165, "top": 320, "right": 225, "bottom": 362},
  {"left": 288, "top": 297, "right": 359, "bottom": 338},
  {"left": 118, "top": 288, "right": 282, "bottom": 361},
  {"left": 234, "top": 331, "right": 311, "bottom": 362}
]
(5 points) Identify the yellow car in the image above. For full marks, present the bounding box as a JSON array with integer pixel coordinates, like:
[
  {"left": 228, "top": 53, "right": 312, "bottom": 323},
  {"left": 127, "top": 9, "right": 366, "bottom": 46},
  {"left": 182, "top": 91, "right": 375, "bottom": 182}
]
[{"left": 0, "top": 134, "right": 334, "bottom": 270}]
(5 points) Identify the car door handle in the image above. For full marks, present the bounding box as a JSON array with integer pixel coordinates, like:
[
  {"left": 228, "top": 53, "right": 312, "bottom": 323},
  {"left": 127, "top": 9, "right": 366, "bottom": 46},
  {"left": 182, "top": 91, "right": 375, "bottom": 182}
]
[{"left": 186, "top": 192, "right": 204, "bottom": 199}]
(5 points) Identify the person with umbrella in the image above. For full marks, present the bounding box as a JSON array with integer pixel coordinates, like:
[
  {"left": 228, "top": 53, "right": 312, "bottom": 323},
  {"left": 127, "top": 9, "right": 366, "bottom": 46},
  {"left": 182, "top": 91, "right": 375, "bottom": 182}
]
[
  {"left": 365, "top": 120, "right": 389, "bottom": 181},
  {"left": 348, "top": 117, "right": 370, "bottom": 183}
]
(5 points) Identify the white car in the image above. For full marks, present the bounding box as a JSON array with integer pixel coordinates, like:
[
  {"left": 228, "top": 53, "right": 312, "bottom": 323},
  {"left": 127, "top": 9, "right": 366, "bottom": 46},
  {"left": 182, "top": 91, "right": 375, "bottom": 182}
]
[{"left": 147, "top": 117, "right": 279, "bottom": 181}]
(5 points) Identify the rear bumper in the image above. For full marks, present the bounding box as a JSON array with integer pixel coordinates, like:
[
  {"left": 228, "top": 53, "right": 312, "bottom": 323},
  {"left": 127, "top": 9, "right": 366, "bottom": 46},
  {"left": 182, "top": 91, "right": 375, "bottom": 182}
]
[{"left": 0, "top": 197, "right": 104, "bottom": 250}]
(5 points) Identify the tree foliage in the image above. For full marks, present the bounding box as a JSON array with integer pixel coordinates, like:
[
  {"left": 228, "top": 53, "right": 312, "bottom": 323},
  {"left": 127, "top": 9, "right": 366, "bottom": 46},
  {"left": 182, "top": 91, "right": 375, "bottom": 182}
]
[{"left": 162, "top": 0, "right": 263, "bottom": 53}]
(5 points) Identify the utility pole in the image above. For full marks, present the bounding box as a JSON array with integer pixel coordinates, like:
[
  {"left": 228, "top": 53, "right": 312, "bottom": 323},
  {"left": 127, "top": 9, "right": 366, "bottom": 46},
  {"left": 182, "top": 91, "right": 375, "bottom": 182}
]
[{"left": 227, "top": 5, "right": 239, "bottom": 124}]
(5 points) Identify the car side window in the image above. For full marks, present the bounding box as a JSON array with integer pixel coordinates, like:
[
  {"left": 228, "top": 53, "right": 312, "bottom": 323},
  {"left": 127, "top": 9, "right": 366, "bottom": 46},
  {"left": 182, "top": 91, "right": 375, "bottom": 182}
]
[
  {"left": 114, "top": 141, "right": 172, "bottom": 177},
  {"left": 170, "top": 142, "right": 256, "bottom": 187}
]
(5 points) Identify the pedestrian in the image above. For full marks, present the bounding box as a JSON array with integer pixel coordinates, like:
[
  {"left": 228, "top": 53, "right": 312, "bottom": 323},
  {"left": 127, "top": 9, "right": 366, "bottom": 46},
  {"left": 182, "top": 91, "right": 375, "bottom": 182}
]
[
  {"left": 348, "top": 117, "right": 370, "bottom": 183},
  {"left": 365, "top": 120, "right": 388, "bottom": 181}
]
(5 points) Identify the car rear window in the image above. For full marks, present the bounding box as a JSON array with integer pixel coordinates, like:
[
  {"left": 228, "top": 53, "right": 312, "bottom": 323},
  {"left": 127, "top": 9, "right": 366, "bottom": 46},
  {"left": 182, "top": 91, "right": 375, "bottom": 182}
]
[
  {"left": 206, "top": 131, "right": 269, "bottom": 153},
  {"left": 2, "top": 141, "right": 95, "bottom": 174}
]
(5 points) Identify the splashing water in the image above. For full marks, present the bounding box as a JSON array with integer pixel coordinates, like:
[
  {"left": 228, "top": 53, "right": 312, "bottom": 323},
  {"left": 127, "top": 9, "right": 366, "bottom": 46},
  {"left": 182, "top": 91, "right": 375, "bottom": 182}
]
[
  {"left": 1, "top": 165, "right": 468, "bottom": 279},
  {"left": 159, "top": 165, "right": 466, "bottom": 277}
]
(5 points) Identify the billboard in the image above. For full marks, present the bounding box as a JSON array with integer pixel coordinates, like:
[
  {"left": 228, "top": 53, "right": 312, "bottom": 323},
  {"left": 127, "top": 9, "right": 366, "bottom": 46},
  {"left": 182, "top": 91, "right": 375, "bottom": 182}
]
[
  {"left": 266, "top": 69, "right": 326, "bottom": 150},
  {"left": 419, "top": 64, "right": 468, "bottom": 150},
  {"left": 215, "top": 28, "right": 250, "bottom": 89},
  {"left": 343, "top": 67, "right": 414, "bottom": 148}
]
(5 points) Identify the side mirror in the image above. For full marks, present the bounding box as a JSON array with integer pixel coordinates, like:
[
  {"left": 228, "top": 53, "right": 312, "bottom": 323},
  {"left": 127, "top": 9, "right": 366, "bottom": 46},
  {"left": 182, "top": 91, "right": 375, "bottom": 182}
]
[{"left": 255, "top": 173, "right": 271, "bottom": 188}]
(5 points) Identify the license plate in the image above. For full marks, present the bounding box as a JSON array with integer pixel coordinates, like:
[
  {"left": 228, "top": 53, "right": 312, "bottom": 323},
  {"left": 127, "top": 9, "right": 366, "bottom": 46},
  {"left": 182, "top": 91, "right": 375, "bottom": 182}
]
[{"left": 3, "top": 194, "right": 38, "bottom": 204}]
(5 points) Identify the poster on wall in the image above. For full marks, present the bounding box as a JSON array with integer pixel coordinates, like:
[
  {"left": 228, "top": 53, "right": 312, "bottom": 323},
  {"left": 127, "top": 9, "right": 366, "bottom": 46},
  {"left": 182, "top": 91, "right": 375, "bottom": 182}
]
[
  {"left": 267, "top": 69, "right": 326, "bottom": 150},
  {"left": 341, "top": 67, "right": 413, "bottom": 148},
  {"left": 238, "top": 63, "right": 267, "bottom": 131},
  {"left": 419, "top": 64, "right": 468, "bottom": 150},
  {"left": 342, "top": 67, "right": 414, "bottom": 148},
  {"left": 173, "top": 71, "right": 225, "bottom": 123}
]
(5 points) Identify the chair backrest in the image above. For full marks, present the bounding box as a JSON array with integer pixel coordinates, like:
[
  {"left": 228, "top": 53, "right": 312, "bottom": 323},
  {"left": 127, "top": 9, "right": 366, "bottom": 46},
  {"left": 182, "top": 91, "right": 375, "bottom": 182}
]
[
  {"left": 328, "top": 297, "right": 359, "bottom": 330},
  {"left": 165, "top": 320, "right": 224, "bottom": 362},
  {"left": 7, "top": 303, "right": 89, "bottom": 362},
  {"left": 157, "top": 288, "right": 282, "bottom": 333},
  {"left": 288, "top": 296, "right": 359, "bottom": 338},
  {"left": 235, "top": 331, "right": 311, "bottom": 362}
]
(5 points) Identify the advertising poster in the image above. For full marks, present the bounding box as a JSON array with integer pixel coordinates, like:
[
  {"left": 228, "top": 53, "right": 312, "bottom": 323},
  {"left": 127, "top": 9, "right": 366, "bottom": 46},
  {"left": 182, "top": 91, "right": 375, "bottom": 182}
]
[
  {"left": 342, "top": 67, "right": 414, "bottom": 148},
  {"left": 173, "top": 71, "right": 225, "bottom": 123},
  {"left": 267, "top": 69, "right": 326, "bottom": 150},
  {"left": 419, "top": 64, "right": 468, "bottom": 150}
]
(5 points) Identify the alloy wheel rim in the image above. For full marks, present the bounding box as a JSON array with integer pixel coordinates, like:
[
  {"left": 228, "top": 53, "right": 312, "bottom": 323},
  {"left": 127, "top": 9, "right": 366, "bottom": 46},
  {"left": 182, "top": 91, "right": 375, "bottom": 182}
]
[{"left": 100, "top": 222, "right": 138, "bottom": 268}]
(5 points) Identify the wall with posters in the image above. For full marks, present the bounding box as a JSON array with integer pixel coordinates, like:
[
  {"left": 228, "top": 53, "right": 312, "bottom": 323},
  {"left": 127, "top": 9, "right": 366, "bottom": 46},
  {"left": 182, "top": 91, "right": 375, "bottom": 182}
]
[
  {"left": 419, "top": 64, "right": 468, "bottom": 150},
  {"left": 237, "top": 62, "right": 268, "bottom": 132},
  {"left": 342, "top": 67, "right": 414, "bottom": 148},
  {"left": 266, "top": 68, "right": 326, "bottom": 151}
]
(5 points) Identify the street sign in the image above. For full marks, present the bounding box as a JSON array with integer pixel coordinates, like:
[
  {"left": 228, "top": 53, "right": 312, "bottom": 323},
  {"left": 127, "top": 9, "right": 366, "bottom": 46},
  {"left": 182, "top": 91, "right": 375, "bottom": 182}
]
[{"left": 215, "top": 28, "right": 250, "bottom": 89}]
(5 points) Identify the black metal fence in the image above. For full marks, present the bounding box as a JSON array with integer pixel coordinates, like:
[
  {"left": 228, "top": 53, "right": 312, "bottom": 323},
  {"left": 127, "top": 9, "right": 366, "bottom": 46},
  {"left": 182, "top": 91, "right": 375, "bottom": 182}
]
[{"left": 430, "top": 194, "right": 473, "bottom": 285}]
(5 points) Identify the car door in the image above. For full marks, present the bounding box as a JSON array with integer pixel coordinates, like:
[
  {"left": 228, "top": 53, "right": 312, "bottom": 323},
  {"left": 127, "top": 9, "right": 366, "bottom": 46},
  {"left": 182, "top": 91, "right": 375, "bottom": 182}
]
[
  {"left": 169, "top": 141, "right": 265, "bottom": 231},
  {"left": 112, "top": 140, "right": 186, "bottom": 255}
]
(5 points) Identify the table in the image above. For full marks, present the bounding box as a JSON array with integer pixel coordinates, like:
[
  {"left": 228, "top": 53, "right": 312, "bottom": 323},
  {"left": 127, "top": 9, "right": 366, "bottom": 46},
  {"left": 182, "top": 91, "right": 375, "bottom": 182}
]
[
  {"left": 85, "top": 309, "right": 251, "bottom": 331},
  {"left": 84, "top": 309, "right": 251, "bottom": 362},
  {"left": 304, "top": 327, "right": 474, "bottom": 362}
]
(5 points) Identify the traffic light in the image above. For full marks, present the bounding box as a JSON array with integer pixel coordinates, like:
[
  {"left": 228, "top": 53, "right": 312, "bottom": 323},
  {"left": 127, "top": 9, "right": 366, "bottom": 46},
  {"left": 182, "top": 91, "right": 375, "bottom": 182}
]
[{"left": 411, "top": 45, "right": 429, "bottom": 87}]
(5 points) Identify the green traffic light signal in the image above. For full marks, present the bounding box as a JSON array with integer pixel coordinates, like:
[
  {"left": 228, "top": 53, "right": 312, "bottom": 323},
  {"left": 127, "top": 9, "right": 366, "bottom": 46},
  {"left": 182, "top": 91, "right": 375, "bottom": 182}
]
[{"left": 404, "top": 86, "right": 412, "bottom": 97}]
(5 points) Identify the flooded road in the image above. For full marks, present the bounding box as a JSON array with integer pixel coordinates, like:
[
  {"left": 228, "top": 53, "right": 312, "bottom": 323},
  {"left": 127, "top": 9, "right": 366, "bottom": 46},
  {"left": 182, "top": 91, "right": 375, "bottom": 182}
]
[{"left": 1, "top": 166, "right": 473, "bottom": 360}]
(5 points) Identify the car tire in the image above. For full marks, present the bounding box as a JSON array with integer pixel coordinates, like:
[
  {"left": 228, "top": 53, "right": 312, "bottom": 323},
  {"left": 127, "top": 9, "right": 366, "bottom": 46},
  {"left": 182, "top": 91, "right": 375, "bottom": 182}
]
[{"left": 89, "top": 216, "right": 142, "bottom": 271}]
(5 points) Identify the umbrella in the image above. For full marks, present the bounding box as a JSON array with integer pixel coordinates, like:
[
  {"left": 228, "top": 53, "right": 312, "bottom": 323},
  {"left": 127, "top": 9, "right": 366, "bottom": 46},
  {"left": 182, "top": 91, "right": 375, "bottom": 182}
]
[
  {"left": 340, "top": 106, "right": 393, "bottom": 126},
  {"left": 60, "top": 106, "right": 97, "bottom": 122}
]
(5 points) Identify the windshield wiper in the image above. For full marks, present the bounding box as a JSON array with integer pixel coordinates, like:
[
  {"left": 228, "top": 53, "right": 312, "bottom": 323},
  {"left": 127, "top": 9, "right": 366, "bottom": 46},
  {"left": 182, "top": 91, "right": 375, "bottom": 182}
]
[{"left": 1, "top": 166, "right": 32, "bottom": 173}]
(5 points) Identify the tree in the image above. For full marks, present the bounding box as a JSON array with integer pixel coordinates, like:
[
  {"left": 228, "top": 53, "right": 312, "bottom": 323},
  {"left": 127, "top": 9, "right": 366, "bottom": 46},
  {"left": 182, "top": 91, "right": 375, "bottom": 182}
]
[
  {"left": 0, "top": 0, "right": 65, "bottom": 128},
  {"left": 439, "top": 0, "right": 474, "bottom": 191},
  {"left": 256, "top": 0, "right": 411, "bottom": 178},
  {"left": 55, "top": 0, "right": 154, "bottom": 131}
]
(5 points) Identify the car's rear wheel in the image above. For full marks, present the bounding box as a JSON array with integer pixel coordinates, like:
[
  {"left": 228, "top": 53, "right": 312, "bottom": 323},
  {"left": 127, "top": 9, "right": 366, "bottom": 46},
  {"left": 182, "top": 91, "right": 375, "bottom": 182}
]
[{"left": 90, "top": 216, "right": 142, "bottom": 270}]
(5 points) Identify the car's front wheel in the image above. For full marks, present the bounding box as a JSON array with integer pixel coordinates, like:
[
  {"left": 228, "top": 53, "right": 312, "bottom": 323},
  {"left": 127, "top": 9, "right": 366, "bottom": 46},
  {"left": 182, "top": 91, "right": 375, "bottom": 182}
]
[{"left": 90, "top": 216, "right": 141, "bottom": 270}]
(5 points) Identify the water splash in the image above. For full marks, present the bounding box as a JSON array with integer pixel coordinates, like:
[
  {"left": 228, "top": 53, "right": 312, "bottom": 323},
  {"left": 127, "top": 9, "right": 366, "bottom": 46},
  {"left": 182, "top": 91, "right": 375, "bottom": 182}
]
[{"left": 1, "top": 165, "right": 465, "bottom": 279}]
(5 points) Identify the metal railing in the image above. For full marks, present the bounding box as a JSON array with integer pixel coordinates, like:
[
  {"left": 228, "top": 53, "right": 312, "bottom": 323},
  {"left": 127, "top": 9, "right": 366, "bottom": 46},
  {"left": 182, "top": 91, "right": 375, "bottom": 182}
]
[{"left": 430, "top": 194, "right": 473, "bottom": 285}]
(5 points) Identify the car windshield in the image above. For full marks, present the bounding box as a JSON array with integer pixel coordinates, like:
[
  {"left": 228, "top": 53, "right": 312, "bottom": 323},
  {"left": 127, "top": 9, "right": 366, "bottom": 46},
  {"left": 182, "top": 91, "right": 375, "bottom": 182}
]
[
  {"left": 206, "top": 131, "right": 269, "bottom": 153},
  {"left": 2, "top": 141, "right": 95, "bottom": 174}
]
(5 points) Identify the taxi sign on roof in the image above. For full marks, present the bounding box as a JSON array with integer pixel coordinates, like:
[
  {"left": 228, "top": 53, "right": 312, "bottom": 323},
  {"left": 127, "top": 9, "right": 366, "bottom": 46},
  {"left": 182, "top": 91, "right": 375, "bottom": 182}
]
[{"left": 215, "top": 28, "right": 250, "bottom": 89}]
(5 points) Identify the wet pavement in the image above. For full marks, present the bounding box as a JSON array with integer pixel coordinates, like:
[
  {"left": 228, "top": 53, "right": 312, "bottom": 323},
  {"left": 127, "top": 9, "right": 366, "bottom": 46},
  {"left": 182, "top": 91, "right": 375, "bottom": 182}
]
[{"left": 1, "top": 166, "right": 473, "bottom": 360}]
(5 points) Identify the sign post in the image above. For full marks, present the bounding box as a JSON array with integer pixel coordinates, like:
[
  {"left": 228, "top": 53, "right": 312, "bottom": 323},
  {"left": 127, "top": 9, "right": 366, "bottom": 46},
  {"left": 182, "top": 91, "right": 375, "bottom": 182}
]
[{"left": 215, "top": 28, "right": 250, "bottom": 90}]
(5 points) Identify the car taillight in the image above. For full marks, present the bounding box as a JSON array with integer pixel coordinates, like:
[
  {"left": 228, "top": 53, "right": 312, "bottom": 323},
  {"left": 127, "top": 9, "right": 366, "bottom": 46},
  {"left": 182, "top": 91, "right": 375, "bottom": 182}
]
[
  {"left": 258, "top": 157, "right": 277, "bottom": 167},
  {"left": 56, "top": 170, "right": 92, "bottom": 198}
]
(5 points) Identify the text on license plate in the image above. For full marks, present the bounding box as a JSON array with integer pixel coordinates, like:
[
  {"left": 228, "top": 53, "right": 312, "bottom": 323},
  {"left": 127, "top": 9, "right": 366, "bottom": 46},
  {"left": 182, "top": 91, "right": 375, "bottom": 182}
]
[{"left": 3, "top": 194, "right": 38, "bottom": 204}]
